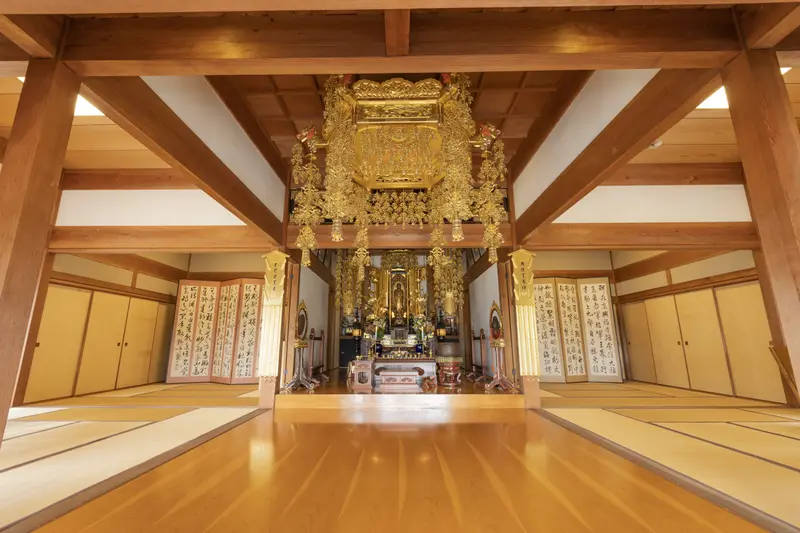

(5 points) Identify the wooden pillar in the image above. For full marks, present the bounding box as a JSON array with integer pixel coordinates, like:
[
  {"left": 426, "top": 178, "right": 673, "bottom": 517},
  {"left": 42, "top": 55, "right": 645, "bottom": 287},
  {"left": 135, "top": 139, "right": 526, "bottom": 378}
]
[
  {"left": 497, "top": 259, "right": 519, "bottom": 383},
  {"left": 12, "top": 253, "right": 55, "bottom": 406},
  {"left": 280, "top": 260, "right": 300, "bottom": 387},
  {"left": 723, "top": 50, "right": 800, "bottom": 402},
  {"left": 462, "top": 286, "right": 473, "bottom": 369},
  {"left": 0, "top": 61, "right": 79, "bottom": 439}
]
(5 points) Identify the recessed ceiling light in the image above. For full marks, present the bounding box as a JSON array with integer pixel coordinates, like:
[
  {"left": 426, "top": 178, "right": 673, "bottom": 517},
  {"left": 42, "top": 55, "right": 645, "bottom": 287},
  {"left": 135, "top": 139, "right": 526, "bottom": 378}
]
[
  {"left": 17, "top": 77, "right": 104, "bottom": 117},
  {"left": 697, "top": 68, "right": 791, "bottom": 109}
]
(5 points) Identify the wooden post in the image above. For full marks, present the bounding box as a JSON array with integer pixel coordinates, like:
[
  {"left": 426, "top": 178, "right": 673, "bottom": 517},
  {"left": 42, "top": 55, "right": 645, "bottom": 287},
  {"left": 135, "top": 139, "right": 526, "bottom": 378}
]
[
  {"left": 0, "top": 61, "right": 80, "bottom": 439},
  {"left": 280, "top": 260, "right": 300, "bottom": 387},
  {"left": 12, "top": 253, "right": 55, "bottom": 406},
  {"left": 497, "top": 260, "right": 519, "bottom": 383},
  {"left": 723, "top": 49, "right": 800, "bottom": 403},
  {"left": 462, "top": 286, "right": 473, "bottom": 369}
]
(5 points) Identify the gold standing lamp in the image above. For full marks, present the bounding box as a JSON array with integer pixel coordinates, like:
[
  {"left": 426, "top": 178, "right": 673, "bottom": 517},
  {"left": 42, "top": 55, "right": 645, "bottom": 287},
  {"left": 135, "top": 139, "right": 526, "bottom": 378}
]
[
  {"left": 282, "top": 302, "right": 316, "bottom": 392},
  {"left": 485, "top": 302, "right": 519, "bottom": 393}
]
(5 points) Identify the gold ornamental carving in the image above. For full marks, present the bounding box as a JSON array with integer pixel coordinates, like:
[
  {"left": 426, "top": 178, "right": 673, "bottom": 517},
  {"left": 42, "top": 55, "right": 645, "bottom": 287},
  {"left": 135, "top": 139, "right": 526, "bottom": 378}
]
[{"left": 352, "top": 78, "right": 443, "bottom": 100}]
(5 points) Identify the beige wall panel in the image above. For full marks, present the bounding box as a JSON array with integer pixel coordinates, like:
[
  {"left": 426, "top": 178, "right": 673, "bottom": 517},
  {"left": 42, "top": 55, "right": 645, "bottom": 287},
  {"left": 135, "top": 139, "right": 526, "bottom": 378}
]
[
  {"left": 136, "top": 274, "right": 179, "bottom": 296},
  {"left": 66, "top": 125, "right": 148, "bottom": 152},
  {"left": 116, "top": 299, "right": 159, "bottom": 389},
  {"left": 188, "top": 253, "right": 265, "bottom": 273},
  {"left": 138, "top": 252, "right": 190, "bottom": 270},
  {"left": 616, "top": 271, "right": 669, "bottom": 297},
  {"left": 670, "top": 251, "right": 755, "bottom": 284},
  {"left": 75, "top": 293, "right": 130, "bottom": 395},
  {"left": 53, "top": 254, "right": 133, "bottom": 286},
  {"left": 24, "top": 286, "right": 92, "bottom": 403},
  {"left": 674, "top": 290, "right": 733, "bottom": 395},
  {"left": 149, "top": 303, "right": 175, "bottom": 383},
  {"left": 62, "top": 150, "right": 170, "bottom": 169},
  {"left": 644, "top": 296, "right": 690, "bottom": 389},
  {"left": 621, "top": 302, "right": 657, "bottom": 383},
  {"left": 715, "top": 282, "right": 785, "bottom": 403},
  {"left": 611, "top": 250, "right": 665, "bottom": 268},
  {"left": 532, "top": 251, "right": 612, "bottom": 270}
]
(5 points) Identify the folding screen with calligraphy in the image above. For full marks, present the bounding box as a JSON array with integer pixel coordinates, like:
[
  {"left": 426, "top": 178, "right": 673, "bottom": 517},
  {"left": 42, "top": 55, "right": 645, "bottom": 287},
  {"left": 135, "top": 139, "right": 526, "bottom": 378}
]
[
  {"left": 578, "top": 278, "right": 622, "bottom": 382},
  {"left": 167, "top": 278, "right": 265, "bottom": 384},
  {"left": 533, "top": 279, "right": 565, "bottom": 382},
  {"left": 556, "top": 278, "right": 588, "bottom": 382}
]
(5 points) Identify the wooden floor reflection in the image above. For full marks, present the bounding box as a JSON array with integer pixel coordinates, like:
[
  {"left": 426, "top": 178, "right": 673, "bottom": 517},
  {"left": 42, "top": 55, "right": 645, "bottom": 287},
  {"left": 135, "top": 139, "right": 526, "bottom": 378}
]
[{"left": 37, "top": 410, "right": 764, "bottom": 533}]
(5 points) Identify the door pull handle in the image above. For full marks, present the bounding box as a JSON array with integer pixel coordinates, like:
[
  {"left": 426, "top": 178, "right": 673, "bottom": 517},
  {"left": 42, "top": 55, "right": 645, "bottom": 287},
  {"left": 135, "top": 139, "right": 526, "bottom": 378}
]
[
  {"left": 35, "top": 342, "right": 40, "bottom": 348},
  {"left": 117, "top": 342, "right": 121, "bottom": 347}
]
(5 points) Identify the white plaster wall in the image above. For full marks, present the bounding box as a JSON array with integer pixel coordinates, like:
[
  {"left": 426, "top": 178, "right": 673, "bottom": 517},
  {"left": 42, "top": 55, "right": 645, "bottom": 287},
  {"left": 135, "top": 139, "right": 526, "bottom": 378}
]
[
  {"left": 137, "top": 252, "right": 191, "bottom": 270},
  {"left": 615, "top": 272, "right": 669, "bottom": 297},
  {"left": 554, "top": 185, "right": 752, "bottom": 223},
  {"left": 513, "top": 69, "right": 658, "bottom": 214},
  {"left": 469, "top": 264, "right": 500, "bottom": 375},
  {"left": 611, "top": 250, "right": 665, "bottom": 268},
  {"left": 189, "top": 253, "right": 265, "bottom": 272},
  {"left": 670, "top": 250, "right": 755, "bottom": 284},
  {"left": 53, "top": 254, "right": 133, "bottom": 286},
  {"left": 299, "top": 265, "right": 330, "bottom": 340},
  {"left": 56, "top": 190, "right": 244, "bottom": 226},
  {"left": 532, "top": 251, "right": 612, "bottom": 270},
  {"left": 142, "top": 76, "right": 285, "bottom": 219}
]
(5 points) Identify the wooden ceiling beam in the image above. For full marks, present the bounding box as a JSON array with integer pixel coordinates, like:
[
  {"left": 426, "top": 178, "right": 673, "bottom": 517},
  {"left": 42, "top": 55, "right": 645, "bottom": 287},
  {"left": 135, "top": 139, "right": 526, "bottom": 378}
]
[
  {"left": 507, "top": 71, "right": 591, "bottom": 184},
  {"left": 0, "top": 15, "right": 63, "bottom": 58},
  {"left": 49, "top": 226, "right": 275, "bottom": 253},
  {"left": 288, "top": 249, "right": 334, "bottom": 286},
  {"left": 515, "top": 69, "right": 720, "bottom": 243},
  {"left": 603, "top": 163, "right": 745, "bottom": 186},
  {"left": 384, "top": 10, "right": 411, "bottom": 57},
  {"left": 61, "top": 169, "right": 197, "bottom": 190},
  {"left": 614, "top": 249, "right": 729, "bottom": 283},
  {"left": 81, "top": 77, "right": 282, "bottom": 245},
  {"left": 739, "top": 4, "right": 800, "bottom": 49},
  {"left": 286, "top": 223, "right": 512, "bottom": 249},
  {"left": 523, "top": 222, "right": 759, "bottom": 250},
  {"left": 0, "top": 0, "right": 789, "bottom": 14},
  {"left": 206, "top": 76, "right": 289, "bottom": 184},
  {"left": 73, "top": 253, "right": 187, "bottom": 282},
  {"left": 60, "top": 11, "right": 740, "bottom": 76}
]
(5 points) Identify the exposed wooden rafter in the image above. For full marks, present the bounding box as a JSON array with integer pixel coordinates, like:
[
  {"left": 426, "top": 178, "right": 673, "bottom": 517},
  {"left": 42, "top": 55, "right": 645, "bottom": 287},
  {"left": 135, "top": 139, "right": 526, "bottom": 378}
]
[
  {"left": 0, "top": 15, "right": 63, "bottom": 58},
  {"left": 603, "top": 163, "right": 744, "bottom": 186},
  {"left": 384, "top": 10, "right": 411, "bottom": 56},
  {"left": 49, "top": 226, "right": 275, "bottom": 253},
  {"left": 613, "top": 250, "right": 729, "bottom": 283},
  {"left": 61, "top": 169, "right": 197, "bottom": 190},
  {"left": 739, "top": 4, "right": 800, "bottom": 49},
  {"left": 523, "top": 222, "right": 759, "bottom": 250},
  {"left": 288, "top": 250, "right": 335, "bottom": 286},
  {"left": 81, "top": 77, "right": 283, "bottom": 245},
  {"left": 515, "top": 69, "right": 720, "bottom": 243},
  {"left": 206, "top": 76, "right": 290, "bottom": 184},
  {"left": 507, "top": 71, "right": 591, "bottom": 184},
  {"left": 59, "top": 11, "right": 740, "bottom": 76},
  {"left": 0, "top": 0, "right": 788, "bottom": 14}
]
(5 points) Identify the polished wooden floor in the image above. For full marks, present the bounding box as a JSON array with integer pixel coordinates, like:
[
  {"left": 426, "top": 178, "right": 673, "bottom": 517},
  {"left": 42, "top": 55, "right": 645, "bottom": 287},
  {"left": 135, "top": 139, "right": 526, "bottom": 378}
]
[{"left": 37, "top": 409, "right": 765, "bottom": 533}]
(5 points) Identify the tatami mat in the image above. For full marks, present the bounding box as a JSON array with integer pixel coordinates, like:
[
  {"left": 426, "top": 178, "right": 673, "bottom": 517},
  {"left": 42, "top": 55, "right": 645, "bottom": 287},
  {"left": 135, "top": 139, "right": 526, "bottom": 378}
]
[
  {"left": 173, "top": 384, "right": 257, "bottom": 391},
  {"left": 743, "top": 408, "right": 800, "bottom": 421},
  {"left": 88, "top": 384, "right": 181, "bottom": 398},
  {"left": 735, "top": 422, "right": 800, "bottom": 441},
  {"left": 18, "top": 407, "right": 193, "bottom": 422},
  {"left": 659, "top": 422, "right": 800, "bottom": 470},
  {"left": 610, "top": 408, "right": 790, "bottom": 423},
  {"left": 3, "top": 421, "right": 74, "bottom": 440},
  {"left": 37, "top": 397, "right": 258, "bottom": 408},
  {"left": 137, "top": 389, "right": 252, "bottom": 398},
  {"left": 550, "top": 390, "right": 667, "bottom": 398},
  {"left": 624, "top": 382, "right": 721, "bottom": 398},
  {"left": 7, "top": 407, "right": 64, "bottom": 420},
  {"left": 0, "top": 422, "right": 146, "bottom": 472},
  {"left": 545, "top": 408, "right": 800, "bottom": 528},
  {"left": 0, "top": 408, "right": 258, "bottom": 530},
  {"left": 541, "top": 397, "right": 776, "bottom": 409},
  {"left": 541, "top": 383, "right": 634, "bottom": 391}
]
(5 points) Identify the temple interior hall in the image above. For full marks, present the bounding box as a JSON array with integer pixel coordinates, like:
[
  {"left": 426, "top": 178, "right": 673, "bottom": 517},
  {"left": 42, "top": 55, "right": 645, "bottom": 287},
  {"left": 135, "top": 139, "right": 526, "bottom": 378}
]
[{"left": 2, "top": 4, "right": 800, "bottom": 533}]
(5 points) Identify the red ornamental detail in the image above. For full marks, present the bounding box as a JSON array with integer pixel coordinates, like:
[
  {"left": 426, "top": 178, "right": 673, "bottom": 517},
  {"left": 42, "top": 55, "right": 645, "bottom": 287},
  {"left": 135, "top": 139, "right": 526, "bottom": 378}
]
[{"left": 441, "top": 73, "right": 451, "bottom": 84}]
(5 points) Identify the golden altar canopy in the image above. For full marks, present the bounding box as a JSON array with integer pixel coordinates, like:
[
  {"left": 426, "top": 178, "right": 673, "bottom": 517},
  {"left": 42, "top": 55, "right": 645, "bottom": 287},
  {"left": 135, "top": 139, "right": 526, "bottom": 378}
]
[{"left": 291, "top": 74, "right": 508, "bottom": 281}]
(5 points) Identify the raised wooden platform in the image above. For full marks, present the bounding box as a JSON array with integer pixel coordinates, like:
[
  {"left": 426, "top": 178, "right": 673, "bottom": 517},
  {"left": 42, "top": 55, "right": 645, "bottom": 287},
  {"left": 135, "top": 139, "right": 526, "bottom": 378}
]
[{"left": 275, "top": 393, "right": 524, "bottom": 410}]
